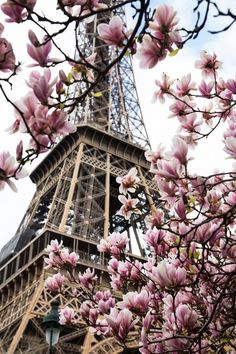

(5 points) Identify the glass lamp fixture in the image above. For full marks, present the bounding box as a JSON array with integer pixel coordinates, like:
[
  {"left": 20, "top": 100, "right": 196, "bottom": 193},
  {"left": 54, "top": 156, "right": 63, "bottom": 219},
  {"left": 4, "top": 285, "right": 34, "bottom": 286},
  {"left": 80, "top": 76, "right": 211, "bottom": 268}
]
[{"left": 42, "top": 301, "right": 61, "bottom": 352}]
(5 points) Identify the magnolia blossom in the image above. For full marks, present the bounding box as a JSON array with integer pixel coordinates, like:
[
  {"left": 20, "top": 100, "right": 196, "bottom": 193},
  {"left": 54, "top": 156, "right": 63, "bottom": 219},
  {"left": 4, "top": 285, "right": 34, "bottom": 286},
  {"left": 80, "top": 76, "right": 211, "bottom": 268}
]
[
  {"left": 97, "top": 16, "right": 129, "bottom": 47},
  {"left": 0, "top": 151, "right": 28, "bottom": 192},
  {"left": 16, "top": 140, "right": 23, "bottom": 161},
  {"left": 224, "top": 137, "right": 236, "bottom": 158},
  {"left": 59, "top": 306, "right": 75, "bottom": 325},
  {"left": 150, "top": 260, "right": 187, "bottom": 288},
  {"left": 80, "top": 301, "right": 99, "bottom": 325},
  {"left": 152, "top": 73, "right": 175, "bottom": 103},
  {"left": 26, "top": 68, "right": 57, "bottom": 104},
  {"left": 44, "top": 273, "right": 65, "bottom": 292},
  {"left": 0, "top": 36, "right": 16, "bottom": 72},
  {"left": 105, "top": 308, "right": 138, "bottom": 340},
  {"left": 45, "top": 239, "right": 63, "bottom": 253},
  {"left": 95, "top": 290, "right": 115, "bottom": 314},
  {"left": 149, "top": 4, "right": 178, "bottom": 31},
  {"left": 136, "top": 35, "right": 166, "bottom": 69},
  {"left": 155, "top": 158, "right": 184, "bottom": 180},
  {"left": 1, "top": 0, "right": 36, "bottom": 22},
  {"left": 117, "top": 194, "right": 139, "bottom": 220},
  {"left": 145, "top": 209, "right": 164, "bottom": 228},
  {"left": 145, "top": 229, "right": 170, "bottom": 256},
  {"left": 98, "top": 232, "right": 128, "bottom": 257},
  {"left": 176, "top": 73, "right": 197, "bottom": 97},
  {"left": 198, "top": 80, "right": 214, "bottom": 97},
  {"left": 118, "top": 290, "right": 150, "bottom": 313},
  {"left": 116, "top": 167, "right": 140, "bottom": 194},
  {"left": 171, "top": 136, "right": 189, "bottom": 165},
  {"left": 27, "top": 30, "right": 58, "bottom": 67},
  {"left": 195, "top": 51, "right": 222, "bottom": 77},
  {"left": 78, "top": 268, "right": 97, "bottom": 290}
]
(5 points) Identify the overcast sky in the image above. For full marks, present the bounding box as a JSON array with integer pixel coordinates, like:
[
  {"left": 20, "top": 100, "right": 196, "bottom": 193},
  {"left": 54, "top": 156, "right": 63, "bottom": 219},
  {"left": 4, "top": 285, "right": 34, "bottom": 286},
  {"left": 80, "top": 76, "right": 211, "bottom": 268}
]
[{"left": 0, "top": 0, "right": 236, "bottom": 249}]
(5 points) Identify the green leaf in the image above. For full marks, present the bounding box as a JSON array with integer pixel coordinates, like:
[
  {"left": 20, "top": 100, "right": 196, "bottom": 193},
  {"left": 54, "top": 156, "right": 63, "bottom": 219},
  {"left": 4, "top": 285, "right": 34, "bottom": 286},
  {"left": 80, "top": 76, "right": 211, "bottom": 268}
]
[
  {"left": 124, "top": 50, "right": 131, "bottom": 56},
  {"left": 169, "top": 48, "right": 179, "bottom": 57},
  {"left": 93, "top": 91, "right": 103, "bottom": 97},
  {"left": 67, "top": 72, "right": 73, "bottom": 82}
]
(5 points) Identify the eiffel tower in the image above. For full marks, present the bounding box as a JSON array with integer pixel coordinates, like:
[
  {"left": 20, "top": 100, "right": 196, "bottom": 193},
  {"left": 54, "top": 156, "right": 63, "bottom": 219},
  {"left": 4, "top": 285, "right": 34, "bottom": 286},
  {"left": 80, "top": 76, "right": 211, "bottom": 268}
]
[{"left": 0, "top": 3, "right": 158, "bottom": 353}]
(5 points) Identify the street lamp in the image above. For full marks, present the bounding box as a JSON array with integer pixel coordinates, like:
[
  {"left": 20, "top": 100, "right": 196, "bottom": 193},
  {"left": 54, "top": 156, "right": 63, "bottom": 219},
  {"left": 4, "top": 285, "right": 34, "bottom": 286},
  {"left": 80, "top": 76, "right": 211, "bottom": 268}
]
[{"left": 42, "top": 301, "right": 61, "bottom": 353}]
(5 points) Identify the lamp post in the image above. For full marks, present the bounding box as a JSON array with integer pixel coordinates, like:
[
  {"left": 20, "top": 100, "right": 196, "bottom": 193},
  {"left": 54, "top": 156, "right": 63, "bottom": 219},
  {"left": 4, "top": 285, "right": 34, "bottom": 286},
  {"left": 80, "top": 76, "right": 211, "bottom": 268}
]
[{"left": 42, "top": 301, "right": 61, "bottom": 354}]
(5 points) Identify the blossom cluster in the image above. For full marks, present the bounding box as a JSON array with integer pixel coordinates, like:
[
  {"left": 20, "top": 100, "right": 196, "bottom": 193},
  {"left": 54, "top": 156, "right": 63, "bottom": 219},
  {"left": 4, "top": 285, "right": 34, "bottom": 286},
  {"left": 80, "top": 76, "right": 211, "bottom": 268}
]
[
  {"left": 44, "top": 50, "right": 236, "bottom": 348},
  {"left": 98, "top": 5, "right": 182, "bottom": 69},
  {"left": 0, "top": 3, "right": 182, "bottom": 191}
]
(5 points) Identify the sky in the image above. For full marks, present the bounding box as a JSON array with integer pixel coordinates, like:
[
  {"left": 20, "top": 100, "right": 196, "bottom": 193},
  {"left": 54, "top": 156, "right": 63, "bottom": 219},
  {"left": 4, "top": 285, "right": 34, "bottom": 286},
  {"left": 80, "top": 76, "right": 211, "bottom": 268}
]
[{"left": 0, "top": 0, "right": 236, "bottom": 249}]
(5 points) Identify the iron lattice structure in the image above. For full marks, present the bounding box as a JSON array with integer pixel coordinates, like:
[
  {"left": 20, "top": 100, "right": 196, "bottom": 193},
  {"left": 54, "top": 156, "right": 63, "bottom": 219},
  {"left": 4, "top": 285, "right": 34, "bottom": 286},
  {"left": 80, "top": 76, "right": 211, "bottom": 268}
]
[{"left": 0, "top": 2, "right": 157, "bottom": 353}]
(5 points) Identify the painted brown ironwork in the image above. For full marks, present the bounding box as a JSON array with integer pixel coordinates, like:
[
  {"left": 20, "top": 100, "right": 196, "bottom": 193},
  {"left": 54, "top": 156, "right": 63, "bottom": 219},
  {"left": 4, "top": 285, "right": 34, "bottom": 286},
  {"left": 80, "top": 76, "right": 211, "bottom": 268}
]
[{"left": 0, "top": 1, "right": 157, "bottom": 352}]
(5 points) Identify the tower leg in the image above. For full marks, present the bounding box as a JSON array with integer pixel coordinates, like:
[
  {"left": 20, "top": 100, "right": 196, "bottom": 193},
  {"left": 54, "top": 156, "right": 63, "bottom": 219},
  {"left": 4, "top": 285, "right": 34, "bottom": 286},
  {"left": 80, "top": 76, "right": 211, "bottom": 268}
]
[{"left": 7, "top": 275, "right": 44, "bottom": 354}]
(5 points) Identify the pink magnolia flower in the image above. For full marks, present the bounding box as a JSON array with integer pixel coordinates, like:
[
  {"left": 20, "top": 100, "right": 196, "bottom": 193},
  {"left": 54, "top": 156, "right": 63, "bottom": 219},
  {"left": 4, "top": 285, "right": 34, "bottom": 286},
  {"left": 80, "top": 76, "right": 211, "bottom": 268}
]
[
  {"left": 176, "top": 73, "right": 197, "bottom": 97},
  {"left": 105, "top": 308, "right": 138, "bottom": 341},
  {"left": 204, "top": 189, "right": 222, "bottom": 214},
  {"left": 62, "top": 251, "right": 79, "bottom": 267},
  {"left": 94, "top": 318, "right": 110, "bottom": 336},
  {"left": 194, "top": 221, "right": 221, "bottom": 244},
  {"left": 44, "top": 251, "right": 65, "bottom": 269},
  {"left": 198, "top": 80, "right": 214, "bottom": 97},
  {"left": 171, "top": 136, "right": 189, "bottom": 165},
  {"left": 0, "top": 36, "right": 16, "bottom": 72},
  {"left": 179, "top": 113, "right": 202, "bottom": 133},
  {"left": 98, "top": 232, "right": 128, "bottom": 256},
  {"left": 195, "top": 51, "right": 222, "bottom": 77},
  {"left": 97, "top": 16, "right": 128, "bottom": 47},
  {"left": 1, "top": 0, "right": 36, "bottom": 22},
  {"left": 1, "top": 2, "right": 25, "bottom": 23},
  {"left": 145, "top": 209, "right": 164, "bottom": 228},
  {"left": 80, "top": 300, "right": 99, "bottom": 325},
  {"left": 116, "top": 167, "right": 140, "bottom": 194},
  {"left": 0, "top": 151, "right": 28, "bottom": 192},
  {"left": 226, "top": 78, "right": 236, "bottom": 94},
  {"left": 130, "top": 260, "right": 142, "bottom": 281},
  {"left": 95, "top": 290, "right": 115, "bottom": 314},
  {"left": 152, "top": 73, "right": 175, "bottom": 103},
  {"left": 149, "top": 4, "right": 179, "bottom": 32},
  {"left": 225, "top": 191, "right": 236, "bottom": 206},
  {"left": 8, "top": 92, "right": 39, "bottom": 135},
  {"left": 59, "top": 306, "right": 75, "bottom": 325},
  {"left": 150, "top": 260, "right": 187, "bottom": 288},
  {"left": 118, "top": 289, "right": 150, "bottom": 313},
  {"left": 16, "top": 140, "right": 23, "bottom": 161},
  {"left": 110, "top": 274, "right": 123, "bottom": 291},
  {"left": 117, "top": 194, "right": 139, "bottom": 220},
  {"left": 169, "top": 99, "right": 195, "bottom": 120},
  {"left": 46, "top": 109, "right": 76, "bottom": 136},
  {"left": 78, "top": 268, "right": 97, "bottom": 289},
  {"left": 145, "top": 229, "right": 170, "bottom": 256},
  {"left": 174, "top": 197, "right": 187, "bottom": 220},
  {"left": 220, "top": 236, "right": 236, "bottom": 259},
  {"left": 136, "top": 35, "right": 167, "bottom": 69},
  {"left": 26, "top": 69, "right": 57, "bottom": 104},
  {"left": 45, "top": 239, "right": 63, "bottom": 253},
  {"left": 145, "top": 144, "right": 166, "bottom": 171},
  {"left": 167, "top": 303, "right": 199, "bottom": 332},
  {"left": 156, "top": 179, "right": 178, "bottom": 206},
  {"left": 155, "top": 158, "right": 184, "bottom": 180},
  {"left": 30, "top": 105, "right": 76, "bottom": 138},
  {"left": 224, "top": 137, "right": 236, "bottom": 158},
  {"left": 44, "top": 273, "right": 65, "bottom": 292},
  {"left": 27, "top": 30, "right": 58, "bottom": 67}
]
